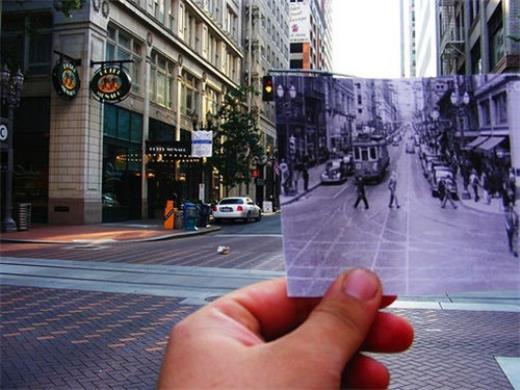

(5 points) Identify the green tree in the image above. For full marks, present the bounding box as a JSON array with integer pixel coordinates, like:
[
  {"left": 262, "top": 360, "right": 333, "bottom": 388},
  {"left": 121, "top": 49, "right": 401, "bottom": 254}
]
[
  {"left": 54, "top": 0, "right": 86, "bottom": 17},
  {"left": 209, "top": 86, "right": 264, "bottom": 197}
]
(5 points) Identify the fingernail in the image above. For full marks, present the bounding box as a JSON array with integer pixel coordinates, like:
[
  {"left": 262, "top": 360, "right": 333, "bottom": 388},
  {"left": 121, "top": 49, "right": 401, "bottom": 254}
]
[{"left": 343, "top": 269, "right": 379, "bottom": 300}]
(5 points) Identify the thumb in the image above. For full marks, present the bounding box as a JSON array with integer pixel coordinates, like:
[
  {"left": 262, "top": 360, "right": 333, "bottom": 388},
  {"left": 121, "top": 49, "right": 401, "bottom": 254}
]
[{"left": 280, "top": 269, "right": 382, "bottom": 371}]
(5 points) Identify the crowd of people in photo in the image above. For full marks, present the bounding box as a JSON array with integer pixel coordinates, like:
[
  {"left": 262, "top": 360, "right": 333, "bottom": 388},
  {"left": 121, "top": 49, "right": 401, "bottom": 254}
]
[{"left": 420, "top": 132, "right": 519, "bottom": 258}]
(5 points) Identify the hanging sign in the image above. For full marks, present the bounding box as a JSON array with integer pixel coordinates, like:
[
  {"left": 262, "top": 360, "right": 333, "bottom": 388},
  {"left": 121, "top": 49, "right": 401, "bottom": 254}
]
[
  {"left": 52, "top": 61, "right": 81, "bottom": 100},
  {"left": 191, "top": 130, "right": 213, "bottom": 158},
  {"left": 90, "top": 66, "right": 131, "bottom": 103}
]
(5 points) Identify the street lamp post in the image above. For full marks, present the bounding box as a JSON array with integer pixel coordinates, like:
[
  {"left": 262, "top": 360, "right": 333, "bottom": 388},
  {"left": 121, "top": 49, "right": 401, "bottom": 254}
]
[
  {"left": 450, "top": 89, "right": 471, "bottom": 200},
  {"left": 1, "top": 65, "right": 24, "bottom": 232},
  {"left": 276, "top": 83, "right": 297, "bottom": 195}
]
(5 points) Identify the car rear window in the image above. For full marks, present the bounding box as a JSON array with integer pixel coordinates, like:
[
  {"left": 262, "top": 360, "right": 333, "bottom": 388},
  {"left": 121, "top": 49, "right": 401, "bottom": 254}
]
[{"left": 220, "top": 199, "right": 244, "bottom": 205}]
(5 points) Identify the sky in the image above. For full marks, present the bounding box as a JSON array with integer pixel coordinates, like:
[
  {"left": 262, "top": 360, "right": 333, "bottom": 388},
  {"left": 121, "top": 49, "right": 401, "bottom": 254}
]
[{"left": 331, "top": 0, "right": 402, "bottom": 79}]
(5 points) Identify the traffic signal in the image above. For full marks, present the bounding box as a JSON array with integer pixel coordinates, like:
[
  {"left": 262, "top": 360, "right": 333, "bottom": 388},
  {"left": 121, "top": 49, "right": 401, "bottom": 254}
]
[{"left": 262, "top": 76, "right": 274, "bottom": 101}]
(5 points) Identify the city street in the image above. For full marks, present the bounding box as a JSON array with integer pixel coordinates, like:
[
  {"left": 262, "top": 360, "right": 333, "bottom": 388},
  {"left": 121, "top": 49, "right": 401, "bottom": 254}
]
[
  {"left": 1, "top": 213, "right": 519, "bottom": 389},
  {"left": 283, "top": 140, "right": 520, "bottom": 296}
]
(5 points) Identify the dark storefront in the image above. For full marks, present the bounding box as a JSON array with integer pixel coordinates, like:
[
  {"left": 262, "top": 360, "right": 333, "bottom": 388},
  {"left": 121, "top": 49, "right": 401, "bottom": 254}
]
[
  {"left": 1, "top": 98, "right": 51, "bottom": 223},
  {"left": 102, "top": 104, "right": 143, "bottom": 222}
]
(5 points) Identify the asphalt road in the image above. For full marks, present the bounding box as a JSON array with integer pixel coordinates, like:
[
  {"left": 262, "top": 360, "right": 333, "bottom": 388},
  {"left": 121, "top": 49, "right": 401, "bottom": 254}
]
[
  {"left": 282, "top": 141, "right": 519, "bottom": 296},
  {"left": 0, "top": 215, "right": 284, "bottom": 272}
]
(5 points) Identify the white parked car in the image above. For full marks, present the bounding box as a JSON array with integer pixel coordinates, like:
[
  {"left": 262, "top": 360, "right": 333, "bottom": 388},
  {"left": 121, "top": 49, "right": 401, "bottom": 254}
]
[{"left": 213, "top": 197, "right": 262, "bottom": 223}]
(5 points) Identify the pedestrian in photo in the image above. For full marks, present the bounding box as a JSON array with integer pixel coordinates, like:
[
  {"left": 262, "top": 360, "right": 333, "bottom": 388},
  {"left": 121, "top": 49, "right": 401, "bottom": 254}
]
[
  {"left": 353, "top": 175, "right": 369, "bottom": 209},
  {"left": 481, "top": 171, "right": 491, "bottom": 205},
  {"left": 388, "top": 171, "right": 400, "bottom": 208},
  {"left": 508, "top": 168, "right": 516, "bottom": 205},
  {"left": 302, "top": 165, "right": 309, "bottom": 192},
  {"left": 441, "top": 179, "right": 457, "bottom": 209},
  {"left": 279, "top": 160, "right": 290, "bottom": 196},
  {"left": 469, "top": 169, "right": 480, "bottom": 202},
  {"left": 438, "top": 177, "right": 447, "bottom": 207},
  {"left": 505, "top": 203, "right": 519, "bottom": 257}
]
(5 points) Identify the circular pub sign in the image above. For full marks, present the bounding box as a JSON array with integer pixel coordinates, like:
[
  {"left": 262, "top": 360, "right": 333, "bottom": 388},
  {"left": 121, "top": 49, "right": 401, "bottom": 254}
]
[
  {"left": 90, "top": 66, "right": 131, "bottom": 103},
  {"left": 52, "top": 62, "right": 81, "bottom": 100}
]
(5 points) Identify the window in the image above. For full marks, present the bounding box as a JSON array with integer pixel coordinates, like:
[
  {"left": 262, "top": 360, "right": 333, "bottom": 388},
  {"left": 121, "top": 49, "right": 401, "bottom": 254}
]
[
  {"left": 361, "top": 149, "right": 369, "bottom": 161},
  {"left": 181, "top": 72, "right": 199, "bottom": 115},
  {"left": 488, "top": 8, "right": 504, "bottom": 70},
  {"left": 154, "top": 0, "right": 165, "bottom": 23},
  {"left": 1, "top": 13, "right": 52, "bottom": 75},
  {"left": 480, "top": 100, "right": 490, "bottom": 125},
  {"left": 206, "top": 88, "right": 219, "bottom": 115},
  {"left": 106, "top": 25, "right": 143, "bottom": 94},
  {"left": 150, "top": 51, "right": 174, "bottom": 107},
  {"left": 369, "top": 147, "right": 377, "bottom": 160},
  {"left": 493, "top": 93, "right": 507, "bottom": 124}
]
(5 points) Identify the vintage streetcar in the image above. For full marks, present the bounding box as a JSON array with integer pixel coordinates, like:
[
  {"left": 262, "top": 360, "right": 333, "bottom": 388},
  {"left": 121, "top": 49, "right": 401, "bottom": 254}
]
[{"left": 352, "top": 133, "right": 390, "bottom": 182}]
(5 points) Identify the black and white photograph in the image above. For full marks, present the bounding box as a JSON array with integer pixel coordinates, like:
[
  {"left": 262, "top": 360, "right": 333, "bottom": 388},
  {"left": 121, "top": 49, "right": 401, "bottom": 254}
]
[{"left": 275, "top": 73, "right": 520, "bottom": 296}]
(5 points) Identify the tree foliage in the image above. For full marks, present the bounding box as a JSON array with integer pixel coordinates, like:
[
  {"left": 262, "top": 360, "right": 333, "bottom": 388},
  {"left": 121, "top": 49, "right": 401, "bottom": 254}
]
[
  {"left": 208, "top": 86, "right": 264, "bottom": 195},
  {"left": 54, "top": 0, "right": 86, "bottom": 17}
]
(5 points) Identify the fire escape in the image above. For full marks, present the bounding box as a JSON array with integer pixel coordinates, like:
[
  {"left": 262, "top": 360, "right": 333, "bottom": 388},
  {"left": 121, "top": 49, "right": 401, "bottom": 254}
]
[{"left": 439, "top": 0, "right": 465, "bottom": 74}]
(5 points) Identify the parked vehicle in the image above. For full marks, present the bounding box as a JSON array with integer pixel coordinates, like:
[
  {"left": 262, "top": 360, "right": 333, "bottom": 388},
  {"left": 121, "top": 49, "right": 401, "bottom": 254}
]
[
  {"left": 352, "top": 133, "right": 390, "bottom": 182},
  {"left": 421, "top": 154, "right": 442, "bottom": 177},
  {"left": 405, "top": 140, "right": 415, "bottom": 153},
  {"left": 431, "top": 168, "right": 458, "bottom": 199},
  {"left": 212, "top": 197, "right": 262, "bottom": 223},
  {"left": 321, "top": 159, "right": 349, "bottom": 184}
]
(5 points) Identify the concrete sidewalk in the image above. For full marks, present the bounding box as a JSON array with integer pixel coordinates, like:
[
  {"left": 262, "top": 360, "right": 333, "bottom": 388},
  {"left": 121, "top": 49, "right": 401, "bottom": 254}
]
[
  {"left": 280, "top": 162, "right": 327, "bottom": 205},
  {"left": 455, "top": 175, "right": 504, "bottom": 215},
  {"left": 0, "top": 220, "right": 221, "bottom": 244}
]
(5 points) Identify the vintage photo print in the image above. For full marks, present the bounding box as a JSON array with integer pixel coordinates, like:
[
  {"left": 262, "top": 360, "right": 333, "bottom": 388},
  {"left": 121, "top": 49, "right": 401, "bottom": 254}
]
[{"left": 275, "top": 73, "right": 520, "bottom": 296}]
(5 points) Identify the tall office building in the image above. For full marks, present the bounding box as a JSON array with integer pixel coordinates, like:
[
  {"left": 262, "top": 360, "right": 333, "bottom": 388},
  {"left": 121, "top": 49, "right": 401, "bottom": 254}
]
[
  {"left": 400, "top": 0, "right": 438, "bottom": 77},
  {"left": 240, "top": 0, "right": 290, "bottom": 205},
  {"left": 438, "top": 0, "right": 520, "bottom": 75},
  {"left": 289, "top": 0, "right": 332, "bottom": 71}
]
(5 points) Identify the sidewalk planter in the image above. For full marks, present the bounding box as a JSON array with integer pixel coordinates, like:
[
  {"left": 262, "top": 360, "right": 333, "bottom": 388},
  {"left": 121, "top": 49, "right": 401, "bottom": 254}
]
[{"left": 183, "top": 203, "right": 199, "bottom": 231}]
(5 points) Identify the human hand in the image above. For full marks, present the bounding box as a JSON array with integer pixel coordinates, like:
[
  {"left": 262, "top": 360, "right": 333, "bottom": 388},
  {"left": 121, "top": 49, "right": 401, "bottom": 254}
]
[{"left": 158, "top": 268, "right": 413, "bottom": 389}]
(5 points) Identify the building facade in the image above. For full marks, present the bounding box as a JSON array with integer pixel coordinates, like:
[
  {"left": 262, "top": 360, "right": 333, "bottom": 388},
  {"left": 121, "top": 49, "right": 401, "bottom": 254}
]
[
  {"left": 288, "top": 0, "right": 332, "bottom": 71},
  {"left": 1, "top": 0, "right": 243, "bottom": 224},
  {"left": 438, "top": 0, "right": 520, "bottom": 75},
  {"left": 239, "top": 0, "right": 290, "bottom": 207}
]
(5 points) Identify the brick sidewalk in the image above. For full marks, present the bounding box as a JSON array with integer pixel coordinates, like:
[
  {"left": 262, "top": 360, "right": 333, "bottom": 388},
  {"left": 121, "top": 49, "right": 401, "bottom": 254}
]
[{"left": 1, "top": 285, "right": 518, "bottom": 389}]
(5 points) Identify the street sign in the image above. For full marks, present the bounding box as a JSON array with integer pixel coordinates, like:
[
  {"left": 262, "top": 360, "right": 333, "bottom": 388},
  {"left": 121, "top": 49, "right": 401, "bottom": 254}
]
[
  {"left": 0, "top": 123, "right": 8, "bottom": 142},
  {"left": 191, "top": 130, "right": 213, "bottom": 157}
]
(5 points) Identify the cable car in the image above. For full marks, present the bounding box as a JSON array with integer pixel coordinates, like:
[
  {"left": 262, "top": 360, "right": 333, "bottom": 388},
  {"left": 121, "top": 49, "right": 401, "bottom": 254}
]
[{"left": 352, "top": 133, "right": 390, "bottom": 182}]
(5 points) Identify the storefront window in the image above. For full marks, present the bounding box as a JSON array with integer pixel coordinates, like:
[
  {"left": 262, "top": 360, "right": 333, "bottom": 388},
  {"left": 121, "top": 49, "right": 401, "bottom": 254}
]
[{"left": 102, "top": 104, "right": 143, "bottom": 222}]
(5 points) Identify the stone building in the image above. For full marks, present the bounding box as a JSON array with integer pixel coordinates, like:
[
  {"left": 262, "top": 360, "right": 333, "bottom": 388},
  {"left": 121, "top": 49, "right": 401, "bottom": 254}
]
[
  {"left": 438, "top": 0, "right": 520, "bottom": 75},
  {"left": 239, "top": 0, "right": 290, "bottom": 206},
  {"left": 1, "top": 0, "right": 243, "bottom": 224}
]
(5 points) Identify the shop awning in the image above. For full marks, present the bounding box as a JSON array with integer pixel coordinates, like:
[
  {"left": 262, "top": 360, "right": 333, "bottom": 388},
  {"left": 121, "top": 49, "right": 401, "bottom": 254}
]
[
  {"left": 465, "top": 136, "right": 489, "bottom": 149},
  {"left": 477, "top": 136, "right": 506, "bottom": 151}
]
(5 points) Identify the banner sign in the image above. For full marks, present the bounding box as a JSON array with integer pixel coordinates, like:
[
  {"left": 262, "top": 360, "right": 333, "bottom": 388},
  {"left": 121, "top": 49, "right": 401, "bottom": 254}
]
[
  {"left": 191, "top": 130, "right": 213, "bottom": 157},
  {"left": 146, "top": 141, "right": 191, "bottom": 161},
  {"left": 290, "top": 1, "right": 310, "bottom": 43},
  {"left": 90, "top": 66, "right": 131, "bottom": 103},
  {"left": 52, "top": 62, "right": 81, "bottom": 100}
]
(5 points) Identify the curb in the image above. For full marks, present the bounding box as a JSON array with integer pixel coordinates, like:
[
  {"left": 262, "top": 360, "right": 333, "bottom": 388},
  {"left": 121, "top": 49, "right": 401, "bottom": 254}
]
[
  {"left": 458, "top": 196, "right": 503, "bottom": 216},
  {"left": 280, "top": 182, "right": 321, "bottom": 206},
  {"left": 0, "top": 225, "right": 222, "bottom": 245}
]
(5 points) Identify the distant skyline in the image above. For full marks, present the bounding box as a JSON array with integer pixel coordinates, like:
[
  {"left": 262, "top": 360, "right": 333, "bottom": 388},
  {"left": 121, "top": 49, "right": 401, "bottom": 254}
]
[{"left": 331, "top": 0, "right": 402, "bottom": 79}]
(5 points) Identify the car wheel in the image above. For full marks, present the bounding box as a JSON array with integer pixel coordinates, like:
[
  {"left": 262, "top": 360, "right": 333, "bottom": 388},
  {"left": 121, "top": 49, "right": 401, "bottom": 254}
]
[{"left": 255, "top": 211, "right": 262, "bottom": 222}]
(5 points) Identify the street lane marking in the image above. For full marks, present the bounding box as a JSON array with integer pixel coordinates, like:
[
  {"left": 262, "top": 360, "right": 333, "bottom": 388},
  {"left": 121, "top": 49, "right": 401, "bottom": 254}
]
[{"left": 213, "top": 234, "right": 282, "bottom": 237}]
